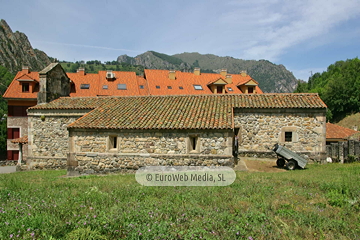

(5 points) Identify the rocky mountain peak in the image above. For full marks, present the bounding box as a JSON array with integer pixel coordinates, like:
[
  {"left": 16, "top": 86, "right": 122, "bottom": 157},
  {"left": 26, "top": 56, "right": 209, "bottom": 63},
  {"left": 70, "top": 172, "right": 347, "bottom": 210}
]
[{"left": 0, "top": 19, "right": 51, "bottom": 74}]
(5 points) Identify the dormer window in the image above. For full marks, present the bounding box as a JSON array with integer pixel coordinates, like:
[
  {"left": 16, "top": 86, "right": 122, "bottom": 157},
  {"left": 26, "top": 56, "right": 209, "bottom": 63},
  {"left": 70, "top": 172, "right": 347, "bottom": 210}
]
[
  {"left": 22, "top": 83, "right": 29, "bottom": 92},
  {"left": 248, "top": 87, "right": 254, "bottom": 94},
  {"left": 80, "top": 84, "right": 90, "bottom": 89},
  {"left": 216, "top": 86, "right": 223, "bottom": 94}
]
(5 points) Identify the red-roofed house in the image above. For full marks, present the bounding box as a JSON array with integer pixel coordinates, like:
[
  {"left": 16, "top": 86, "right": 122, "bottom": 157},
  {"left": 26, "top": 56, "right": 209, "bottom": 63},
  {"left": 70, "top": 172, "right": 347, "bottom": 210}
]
[
  {"left": 326, "top": 122, "right": 359, "bottom": 144},
  {"left": 3, "top": 63, "right": 264, "bottom": 162}
]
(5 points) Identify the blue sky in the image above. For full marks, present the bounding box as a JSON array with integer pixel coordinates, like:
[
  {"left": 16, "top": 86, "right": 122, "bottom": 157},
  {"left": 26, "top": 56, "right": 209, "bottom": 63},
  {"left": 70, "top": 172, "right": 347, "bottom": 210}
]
[{"left": 1, "top": 0, "right": 360, "bottom": 81}]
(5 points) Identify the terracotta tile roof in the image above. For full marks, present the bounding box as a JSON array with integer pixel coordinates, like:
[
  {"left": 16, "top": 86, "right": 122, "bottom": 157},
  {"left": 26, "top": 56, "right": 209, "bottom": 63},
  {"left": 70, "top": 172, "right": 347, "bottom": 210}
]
[
  {"left": 28, "top": 93, "right": 326, "bottom": 130},
  {"left": 326, "top": 122, "right": 358, "bottom": 140},
  {"left": 3, "top": 70, "right": 39, "bottom": 99},
  {"left": 4, "top": 67, "right": 265, "bottom": 101},
  {"left": 29, "top": 97, "right": 117, "bottom": 110},
  {"left": 11, "top": 135, "right": 28, "bottom": 144},
  {"left": 144, "top": 69, "right": 262, "bottom": 95}
]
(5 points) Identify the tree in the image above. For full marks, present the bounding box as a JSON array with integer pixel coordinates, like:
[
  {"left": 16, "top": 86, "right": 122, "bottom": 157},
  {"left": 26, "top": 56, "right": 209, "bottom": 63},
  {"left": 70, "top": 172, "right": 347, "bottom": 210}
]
[
  {"left": 0, "top": 65, "right": 15, "bottom": 158},
  {"left": 293, "top": 58, "right": 360, "bottom": 122}
]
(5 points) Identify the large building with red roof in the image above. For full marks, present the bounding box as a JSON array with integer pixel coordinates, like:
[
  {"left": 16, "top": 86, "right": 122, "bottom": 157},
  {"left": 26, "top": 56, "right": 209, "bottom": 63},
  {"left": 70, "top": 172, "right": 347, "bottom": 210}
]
[
  {"left": 3, "top": 63, "right": 263, "bottom": 161},
  {"left": 25, "top": 93, "right": 327, "bottom": 174}
]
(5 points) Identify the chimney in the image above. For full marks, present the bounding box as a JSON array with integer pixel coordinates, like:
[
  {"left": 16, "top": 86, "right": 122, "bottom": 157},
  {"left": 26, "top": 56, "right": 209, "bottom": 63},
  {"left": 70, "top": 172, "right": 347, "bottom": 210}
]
[
  {"left": 169, "top": 70, "right": 176, "bottom": 80},
  {"left": 22, "top": 66, "right": 29, "bottom": 74},
  {"left": 106, "top": 70, "right": 115, "bottom": 79},
  {"left": 226, "top": 75, "right": 232, "bottom": 84},
  {"left": 220, "top": 68, "right": 227, "bottom": 76},
  {"left": 194, "top": 68, "right": 201, "bottom": 76},
  {"left": 77, "top": 67, "right": 85, "bottom": 75},
  {"left": 240, "top": 70, "right": 247, "bottom": 77},
  {"left": 353, "top": 126, "right": 358, "bottom": 131}
]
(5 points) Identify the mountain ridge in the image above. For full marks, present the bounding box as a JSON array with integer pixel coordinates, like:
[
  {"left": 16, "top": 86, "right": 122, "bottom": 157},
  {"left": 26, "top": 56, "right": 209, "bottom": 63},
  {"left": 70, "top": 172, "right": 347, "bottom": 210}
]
[
  {"left": 117, "top": 51, "right": 298, "bottom": 93},
  {"left": 0, "top": 19, "right": 52, "bottom": 74}
]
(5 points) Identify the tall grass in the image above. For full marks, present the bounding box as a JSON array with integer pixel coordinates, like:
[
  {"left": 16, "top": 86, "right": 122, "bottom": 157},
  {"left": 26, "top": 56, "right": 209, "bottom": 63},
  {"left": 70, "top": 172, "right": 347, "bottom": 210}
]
[{"left": 0, "top": 163, "right": 359, "bottom": 239}]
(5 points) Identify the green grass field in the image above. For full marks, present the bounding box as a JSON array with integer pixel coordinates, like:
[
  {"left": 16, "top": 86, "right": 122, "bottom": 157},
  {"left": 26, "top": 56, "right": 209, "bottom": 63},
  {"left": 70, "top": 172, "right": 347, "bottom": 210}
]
[{"left": 0, "top": 163, "right": 359, "bottom": 239}]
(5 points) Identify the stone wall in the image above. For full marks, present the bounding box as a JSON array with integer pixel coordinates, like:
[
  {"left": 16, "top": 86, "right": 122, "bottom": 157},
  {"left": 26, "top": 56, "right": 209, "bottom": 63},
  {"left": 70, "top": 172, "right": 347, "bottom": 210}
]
[
  {"left": 71, "top": 130, "right": 231, "bottom": 155},
  {"left": 234, "top": 108, "right": 326, "bottom": 161},
  {"left": 69, "top": 153, "right": 233, "bottom": 175},
  {"left": 38, "top": 63, "right": 70, "bottom": 104},
  {"left": 68, "top": 129, "right": 234, "bottom": 175},
  {"left": 26, "top": 109, "right": 89, "bottom": 169}
]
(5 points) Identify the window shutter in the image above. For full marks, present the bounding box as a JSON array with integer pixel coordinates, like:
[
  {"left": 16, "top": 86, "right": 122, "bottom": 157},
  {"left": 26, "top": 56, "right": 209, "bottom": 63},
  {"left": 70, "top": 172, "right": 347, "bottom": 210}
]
[
  {"left": 7, "top": 128, "right": 12, "bottom": 139},
  {"left": 13, "top": 128, "right": 20, "bottom": 139},
  {"left": 7, "top": 151, "right": 13, "bottom": 160}
]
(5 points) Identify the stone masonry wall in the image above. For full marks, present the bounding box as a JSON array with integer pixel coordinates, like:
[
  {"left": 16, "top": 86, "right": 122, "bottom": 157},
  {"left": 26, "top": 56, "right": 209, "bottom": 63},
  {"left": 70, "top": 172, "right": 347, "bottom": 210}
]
[
  {"left": 234, "top": 109, "right": 326, "bottom": 161},
  {"left": 30, "top": 116, "right": 78, "bottom": 158},
  {"left": 26, "top": 110, "right": 88, "bottom": 170},
  {"left": 68, "top": 129, "right": 234, "bottom": 175},
  {"left": 71, "top": 130, "right": 231, "bottom": 155}
]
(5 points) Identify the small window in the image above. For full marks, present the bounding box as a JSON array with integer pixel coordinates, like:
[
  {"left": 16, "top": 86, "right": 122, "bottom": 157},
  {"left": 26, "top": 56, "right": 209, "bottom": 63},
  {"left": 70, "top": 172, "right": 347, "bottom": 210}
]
[
  {"left": 80, "top": 84, "right": 90, "bottom": 89},
  {"left": 227, "top": 87, "right": 233, "bottom": 91},
  {"left": 139, "top": 85, "right": 144, "bottom": 89},
  {"left": 103, "top": 85, "right": 108, "bottom": 89},
  {"left": 188, "top": 135, "right": 199, "bottom": 153},
  {"left": 193, "top": 85, "right": 203, "bottom": 90},
  {"left": 248, "top": 86, "right": 254, "bottom": 94},
  {"left": 117, "top": 84, "right": 127, "bottom": 90},
  {"left": 156, "top": 86, "right": 160, "bottom": 89},
  {"left": 22, "top": 83, "right": 29, "bottom": 92},
  {"left": 217, "top": 86, "right": 223, "bottom": 94},
  {"left": 285, "top": 132, "right": 292, "bottom": 142},
  {"left": 109, "top": 136, "right": 118, "bottom": 150},
  {"left": 167, "top": 86, "right": 172, "bottom": 89},
  {"left": 179, "top": 86, "right": 183, "bottom": 89}
]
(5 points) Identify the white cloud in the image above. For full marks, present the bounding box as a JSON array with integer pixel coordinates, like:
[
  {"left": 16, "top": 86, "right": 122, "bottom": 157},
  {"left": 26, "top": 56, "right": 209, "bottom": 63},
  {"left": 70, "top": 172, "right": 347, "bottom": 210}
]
[{"left": 235, "top": 0, "right": 360, "bottom": 61}]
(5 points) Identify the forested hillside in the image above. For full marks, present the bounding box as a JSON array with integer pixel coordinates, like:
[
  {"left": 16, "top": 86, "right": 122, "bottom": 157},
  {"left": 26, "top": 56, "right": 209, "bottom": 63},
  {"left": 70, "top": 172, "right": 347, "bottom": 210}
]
[
  {"left": 60, "top": 60, "right": 144, "bottom": 75},
  {"left": 0, "top": 66, "right": 14, "bottom": 158},
  {"left": 295, "top": 58, "right": 360, "bottom": 122}
]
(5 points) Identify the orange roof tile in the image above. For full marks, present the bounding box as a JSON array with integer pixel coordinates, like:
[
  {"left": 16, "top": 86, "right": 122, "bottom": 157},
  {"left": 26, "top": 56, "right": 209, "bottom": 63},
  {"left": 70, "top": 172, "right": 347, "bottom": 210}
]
[
  {"left": 29, "top": 93, "right": 326, "bottom": 130},
  {"left": 143, "top": 69, "right": 263, "bottom": 95},
  {"left": 3, "top": 69, "right": 39, "bottom": 99},
  {"left": 4, "top": 67, "right": 265, "bottom": 101},
  {"left": 11, "top": 135, "right": 28, "bottom": 144},
  {"left": 326, "top": 122, "right": 358, "bottom": 140}
]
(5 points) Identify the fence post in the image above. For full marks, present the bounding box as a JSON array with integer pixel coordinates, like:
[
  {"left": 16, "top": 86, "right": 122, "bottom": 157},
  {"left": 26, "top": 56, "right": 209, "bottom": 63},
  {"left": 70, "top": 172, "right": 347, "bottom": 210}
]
[{"left": 339, "top": 142, "right": 345, "bottom": 163}]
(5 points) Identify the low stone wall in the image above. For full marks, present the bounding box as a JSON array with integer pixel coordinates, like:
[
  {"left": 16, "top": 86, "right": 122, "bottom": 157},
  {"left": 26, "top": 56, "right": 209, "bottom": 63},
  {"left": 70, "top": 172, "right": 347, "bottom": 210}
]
[
  {"left": 27, "top": 157, "right": 67, "bottom": 170},
  {"left": 68, "top": 153, "right": 234, "bottom": 175},
  {"left": 238, "top": 151, "right": 323, "bottom": 163},
  {"left": 0, "top": 160, "right": 17, "bottom": 166}
]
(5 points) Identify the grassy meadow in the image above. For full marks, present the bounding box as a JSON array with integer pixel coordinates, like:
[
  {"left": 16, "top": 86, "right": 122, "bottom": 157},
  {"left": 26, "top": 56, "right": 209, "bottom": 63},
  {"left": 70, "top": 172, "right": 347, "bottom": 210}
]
[{"left": 0, "top": 163, "right": 359, "bottom": 239}]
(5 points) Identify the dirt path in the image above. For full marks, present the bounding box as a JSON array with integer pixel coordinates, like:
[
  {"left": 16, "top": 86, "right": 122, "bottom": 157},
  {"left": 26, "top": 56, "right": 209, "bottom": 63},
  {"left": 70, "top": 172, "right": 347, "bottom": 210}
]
[{"left": 242, "top": 158, "right": 287, "bottom": 173}]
